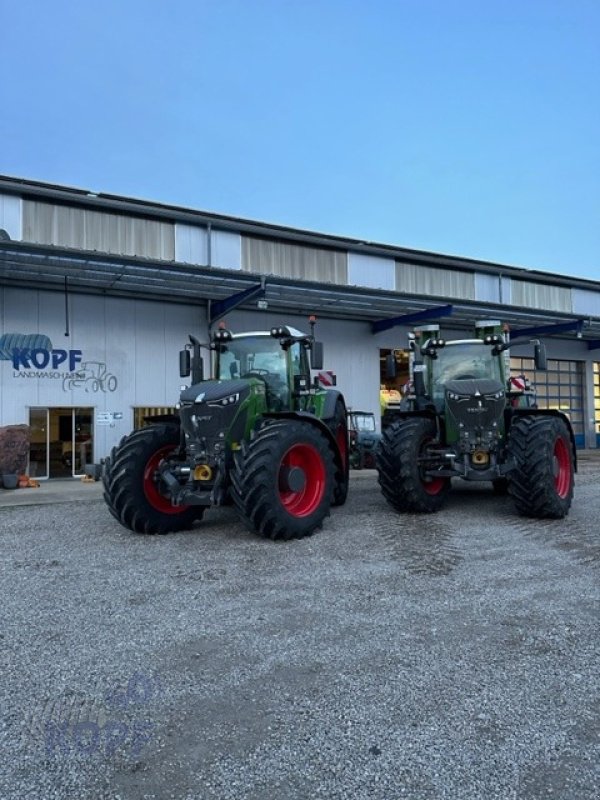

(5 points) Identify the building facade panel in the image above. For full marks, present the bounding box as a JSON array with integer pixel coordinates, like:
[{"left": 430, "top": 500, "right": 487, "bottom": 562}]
[
  {"left": 511, "top": 279, "right": 572, "bottom": 313},
  {"left": 242, "top": 236, "right": 347, "bottom": 283},
  {"left": 22, "top": 200, "right": 175, "bottom": 260},
  {"left": 347, "top": 252, "right": 395, "bottom": 290},
  {"left": 175, "top": 223, "right": 208, "bottom": 264},
  {"left": 0, "top": 193, "right": 22, "bottom": 240},
  {"left": 395, "top": 263, "right": 475, "bottom": 299},
  {"left": 572, "top": 288, "right": 600, "bottom": 317},
  {"left": 211, "top": 229, "right": 242, "bottom": 269}
]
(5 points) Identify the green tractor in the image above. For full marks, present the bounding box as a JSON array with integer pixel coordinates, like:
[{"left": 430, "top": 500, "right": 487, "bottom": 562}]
[
  {"left": 103, "top": 323, "right": 349, "bottom": 539},
  {"left": 378, "top": 320, "right": 576, "bottom": 518}
]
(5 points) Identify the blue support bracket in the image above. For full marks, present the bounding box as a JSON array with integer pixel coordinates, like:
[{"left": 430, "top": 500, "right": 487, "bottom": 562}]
[
  {"left": 209, "top": 278, "right": 266, "bottom": 326},
  {"left": 510, "top": 319, "right": 585, "bottom": 339},
  {"left": 371, "top": 304, "right": 453, "bottom": 334}
]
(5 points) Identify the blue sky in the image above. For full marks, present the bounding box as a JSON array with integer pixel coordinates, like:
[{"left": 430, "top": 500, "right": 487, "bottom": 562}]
[{"left": 1, "top": 0, "right": 598, "bottom": 280}]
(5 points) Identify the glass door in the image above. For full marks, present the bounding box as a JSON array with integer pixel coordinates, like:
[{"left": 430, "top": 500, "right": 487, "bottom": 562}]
[
  {"left": 73, "top": 407, "right": 93, "bottom": 476},
  {"left": 28, "top": 407, "right": 94, "bottom": 478},
  {"left": 28, "top": 408, "right": 49, "bottom": 479}
]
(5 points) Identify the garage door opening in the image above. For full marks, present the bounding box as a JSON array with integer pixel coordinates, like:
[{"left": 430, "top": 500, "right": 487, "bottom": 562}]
[{"left": 379, "top": 349, "right": 410, "bottom": 417}]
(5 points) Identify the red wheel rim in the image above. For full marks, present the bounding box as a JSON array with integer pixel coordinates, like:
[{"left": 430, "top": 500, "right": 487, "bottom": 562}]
[
  {"left": 420, "top": 437, "right": 446, "bottom": 495},
  {"left": 553, "top": 437, "right": 571, "bottom": 498},
  {"left": 279, "top": 443, "right": 326, "bottom": 517},
  {"left": 143, "top": 446, "right": 189, "bottom": 514},
  {"left": 423, "top": 477, "right": 446, "bottom": 495}
]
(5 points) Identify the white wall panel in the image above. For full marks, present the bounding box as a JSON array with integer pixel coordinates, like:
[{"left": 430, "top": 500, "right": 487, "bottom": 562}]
[
  {"left": 175, "top": 223, "right": 208, "bottom": 264},
  {"left": 475, "top": 273, "right": 500, "bottom": 303},
  {"left": 573, "top": 288, "right": 600, "bottom": 316},
  {"left": 0, "top": 194, "right": 22, "bottom": 240},
  {"left": 348, "top": 252, "right": 395, "bottom": 290},
  {"left": 211, "top": 230, "right": 242, "bottom": 269}
]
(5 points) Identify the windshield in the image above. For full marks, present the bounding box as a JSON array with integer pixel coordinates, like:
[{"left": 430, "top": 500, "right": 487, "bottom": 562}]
[
  {"left": 217, "top": 335, "right": 287, "bottom": 381},
  {"left": 351, "top": 413, "right": 376, "bottom": 432},
  {"left": 430, "top": 342, "right": 503, "bottom": 405}
]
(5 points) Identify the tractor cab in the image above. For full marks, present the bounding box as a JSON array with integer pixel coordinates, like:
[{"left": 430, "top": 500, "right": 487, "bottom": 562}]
[{"left": 213, "top": 327, "right": 316, "bottom": 411}]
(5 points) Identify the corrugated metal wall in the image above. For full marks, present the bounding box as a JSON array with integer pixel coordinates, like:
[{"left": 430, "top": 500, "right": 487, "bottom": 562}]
[
  {"left": 511, "top": 279, "right": 572, "bottom": 312},
  {"left": 23, "top": 200, "right": 175, "bottom": 260},
  {"left": 242, "top": 236, "right": 347, "bottom": 283},
  {"left": 395, "top": 262, "right": 476, "bottom": 299}
]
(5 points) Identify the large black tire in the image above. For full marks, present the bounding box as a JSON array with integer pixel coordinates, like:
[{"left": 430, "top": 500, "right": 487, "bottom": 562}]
[
  {"left": 103, "top": 424, "right": 202, "bottom": 534},
  {"left": 507, "top": 415, "right": 574, "bottom": 518},
  {"left": 376, "top": 416, "right": 450, "bottom": 513},
  {"left": 230, "top": 419, "right": 335, "bottom": 540},
  {"left": 327, "top": 399, "right": 349, "bottom": 507}
]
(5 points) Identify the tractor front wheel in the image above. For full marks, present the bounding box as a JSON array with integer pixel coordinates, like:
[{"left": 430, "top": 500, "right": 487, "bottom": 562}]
[
  {"left": 231, "top": 419, "right": 335, "bottom": 540},
  {"left": 507, "top": 415, "right": 574, "bottom": 518},
  {"left": 377, "top": 416, "right": 449, "bottom": 513},
  {"left": 103, "top": 424, "right": 202, "bottom": 534}
]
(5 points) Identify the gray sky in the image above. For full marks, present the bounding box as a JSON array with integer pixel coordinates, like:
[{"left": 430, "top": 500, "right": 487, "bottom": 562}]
[{"left": 1, "top": 0, "right": 598, "bottom": 280}]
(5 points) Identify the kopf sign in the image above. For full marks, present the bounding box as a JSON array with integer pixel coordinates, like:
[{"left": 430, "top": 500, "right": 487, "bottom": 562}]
[{"left": 11, "top": 348, "right": 83, "bottom": 371}]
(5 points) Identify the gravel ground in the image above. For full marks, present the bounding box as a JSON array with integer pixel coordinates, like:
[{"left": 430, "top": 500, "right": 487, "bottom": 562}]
[{"left": 1, "top": 464, "right": 599, "bottom": 800}]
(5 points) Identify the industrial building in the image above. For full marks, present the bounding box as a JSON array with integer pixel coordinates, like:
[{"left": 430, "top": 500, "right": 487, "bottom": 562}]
[{"left": 1, "top": 174, "right": 599, "bottom": 479}]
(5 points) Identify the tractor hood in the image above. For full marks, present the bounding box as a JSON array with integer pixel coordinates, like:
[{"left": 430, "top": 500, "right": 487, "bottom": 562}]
[
  {"left": 179, "top": 379, "right": 253, "bottom": 405},
  {"left": 444, "top": 378, "right": 505, "bottom": 443}
]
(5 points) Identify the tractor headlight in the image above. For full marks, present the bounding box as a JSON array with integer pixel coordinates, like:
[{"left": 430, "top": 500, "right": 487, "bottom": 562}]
[{"left": 209, "top": 392, "right": 240, "bottom": 408}]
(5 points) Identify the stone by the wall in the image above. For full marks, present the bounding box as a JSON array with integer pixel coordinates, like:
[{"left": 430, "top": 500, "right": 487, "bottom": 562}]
[{"left": 0, "top": 425, "right": 31, "bottom": 475}]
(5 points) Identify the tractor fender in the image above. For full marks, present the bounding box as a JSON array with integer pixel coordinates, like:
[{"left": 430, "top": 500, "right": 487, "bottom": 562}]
[
  {"left": 510, "top": 408, "right": 578, "bottom": 472},
  {"left": 142, "top": 413, "right": 180, "bottom": 426},
  {"left": 382, "top": 407, "right": 437, "bottom": 428},
  {"left": 320, "top": 389, "right": 346, "bottom": 421},
  {"left": 262, "top": 410, "right": 345, "bottom": 473}
]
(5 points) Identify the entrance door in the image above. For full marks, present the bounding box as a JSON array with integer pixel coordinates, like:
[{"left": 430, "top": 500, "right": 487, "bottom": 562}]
[{"left": 28, "top": 407, "right": 94, "bottom": 478}]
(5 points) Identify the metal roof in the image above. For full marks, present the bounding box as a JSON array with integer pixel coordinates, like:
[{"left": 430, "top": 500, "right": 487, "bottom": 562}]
[
  {"left": 1, "top": 173, "right": 600, "bottom": 291},
  {"left": 1, "top": 239, "right": 600, "bottom": 343}
]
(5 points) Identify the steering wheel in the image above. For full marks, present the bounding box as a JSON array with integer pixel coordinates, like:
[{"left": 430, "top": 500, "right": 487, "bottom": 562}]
[
  {"left": 242, "top": 369, "right": 270, "bottom": 377},
  {"left": 454, "top": 374, "right": 477, "bottom": 380}
]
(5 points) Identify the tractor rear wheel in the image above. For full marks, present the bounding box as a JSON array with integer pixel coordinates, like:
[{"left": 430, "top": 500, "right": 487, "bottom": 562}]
[
  {"left": 507, "top": 415, "right": 574, "bottom": 518},
  {"left": 231, "top": 419, "right": 335, "bottom": 540},
  {"left": 103, "top": 424, "right": 202, "bottom": 534},
  {"left": 328, "top": 399, "right": 349, "bottom": 507},
  {"left": 377, "top": 416, "right": 449, "bottom": 513}
]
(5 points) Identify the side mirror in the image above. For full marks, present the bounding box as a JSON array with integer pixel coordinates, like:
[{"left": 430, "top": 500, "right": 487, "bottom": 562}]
[
  {"left": 311, "top": 341, "right": 324, "bottom": 371},
  {"left": 179, "top": 349, "right": 191, "bottom": 378},
  {"left": 385, "top": 353, "right": 397, "bottom": 379},
  {"left": 534, "top": 342, "right": 547, "bottom": 371}
]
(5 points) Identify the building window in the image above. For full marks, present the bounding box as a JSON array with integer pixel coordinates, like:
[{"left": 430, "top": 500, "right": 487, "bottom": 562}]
[
  {"left": 510, "top": 357, "right": 584, "bottom": 446},
  {"left": 133, "top": 407, "right": 177, "bottom": 429}
]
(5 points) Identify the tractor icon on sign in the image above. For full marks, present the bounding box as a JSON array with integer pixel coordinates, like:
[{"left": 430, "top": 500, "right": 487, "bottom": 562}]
[{"left": 63, "top": 361, "right": 118, "bottom": 393}]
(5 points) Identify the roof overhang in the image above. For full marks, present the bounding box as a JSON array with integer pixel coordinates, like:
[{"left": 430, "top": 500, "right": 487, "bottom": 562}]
[{"left": 1, "top": 240, "right": 600, "bottom": 341}]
